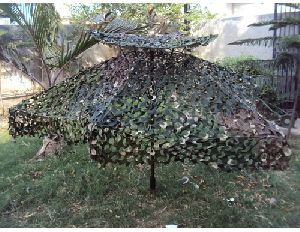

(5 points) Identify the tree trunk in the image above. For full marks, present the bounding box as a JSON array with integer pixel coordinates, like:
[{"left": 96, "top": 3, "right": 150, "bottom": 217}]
[{"left": 32, "top": 135, "right": 64, "bottom": 160}]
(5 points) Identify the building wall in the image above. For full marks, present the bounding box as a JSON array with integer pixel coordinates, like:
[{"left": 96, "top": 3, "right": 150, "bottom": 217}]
[
  {"left": 79, "top": 44, "right": 119, "bottom": 68},
  {"left": 0, "top": 64, "right": 38, "bottom": 116},
  {"left": 0, "top": 64, "right": 38, "bottom": 94},
  {"left": 193, "top": 13, "right": 274, "bottom": 62}
]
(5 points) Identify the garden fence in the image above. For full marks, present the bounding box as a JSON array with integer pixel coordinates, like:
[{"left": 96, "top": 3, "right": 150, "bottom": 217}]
[{"left": 272, "top": 3, "right": 300, "bottom": 109}]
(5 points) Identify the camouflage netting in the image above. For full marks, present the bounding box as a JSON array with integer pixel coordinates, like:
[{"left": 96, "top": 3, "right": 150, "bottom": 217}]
[{"left": 9, "top": 32, "right": 291, "bottom": 171}]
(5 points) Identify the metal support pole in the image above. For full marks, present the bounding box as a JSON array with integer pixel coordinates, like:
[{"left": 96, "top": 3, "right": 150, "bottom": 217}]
[
  {"left": 149, "top": 49, "right": 156, "bottom": 192},
  {"left": 150, "top": 155, "right": 156, "bottom": 191}
]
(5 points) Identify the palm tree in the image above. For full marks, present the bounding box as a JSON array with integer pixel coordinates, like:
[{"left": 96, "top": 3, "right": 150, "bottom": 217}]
[
  {"left": 228, "top": 3, "right": 300, "bottom": 139},
  {"left": 0, "top": 3, "right": 150, "bottom": 157},
  {"left": 0, "top": 3, "right": 100, "bottom": 89}
]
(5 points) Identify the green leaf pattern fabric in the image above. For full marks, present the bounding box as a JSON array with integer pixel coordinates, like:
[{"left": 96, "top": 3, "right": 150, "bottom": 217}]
[{"left": 9, "top": 33, "right": 290, "bottom": 171}]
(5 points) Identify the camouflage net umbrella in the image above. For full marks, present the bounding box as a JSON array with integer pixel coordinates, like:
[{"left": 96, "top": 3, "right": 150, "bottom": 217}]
[{"left": 9, "top": 31, "right": 291, "bottom": 191}]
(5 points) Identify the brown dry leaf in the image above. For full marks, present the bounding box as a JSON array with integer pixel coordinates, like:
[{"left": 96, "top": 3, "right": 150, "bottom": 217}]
[
  {"left": 30, "top": 171, "right": 42, "bottom": 179},
  {"left": 23, "top": 212, "right": 36, "bottom": 219},
  {"left": 71, "top": 202, "right": 84, "bottom": 213}
]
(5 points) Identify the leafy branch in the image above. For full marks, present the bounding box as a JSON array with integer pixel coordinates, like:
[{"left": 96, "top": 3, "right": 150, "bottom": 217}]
[
  {"left": 228, "top": 36, "right": 276, "bottom": 47},
  {"left": 249, "top": 17, "right": 300, "bottom": 30}
]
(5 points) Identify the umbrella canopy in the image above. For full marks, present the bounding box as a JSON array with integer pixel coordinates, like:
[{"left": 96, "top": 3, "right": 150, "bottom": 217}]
[{"left": 9, "top": 32, "right": 290, "bottom": 172}]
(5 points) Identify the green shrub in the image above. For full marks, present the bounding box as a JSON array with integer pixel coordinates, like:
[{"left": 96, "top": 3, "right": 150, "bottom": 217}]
[
  {"left": 216, "top": 55, "right": 273, "bottom": 76},
  {"left": 258, "top": 85, "right": 278, "bottom": 104}
]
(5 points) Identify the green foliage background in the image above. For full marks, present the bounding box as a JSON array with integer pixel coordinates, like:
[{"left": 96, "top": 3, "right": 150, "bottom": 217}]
[{"left": 69, "top": 3, "right": 216, "bottom": 33}]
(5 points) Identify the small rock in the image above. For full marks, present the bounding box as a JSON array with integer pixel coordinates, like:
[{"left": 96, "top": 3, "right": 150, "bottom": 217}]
[
  {"left": 226, "top": 197, "right": 236, "bottom": 207},
  {"left": 179, "top": 176, "right": 189, "bottom": 184},
  {"left": 226, "top": 197, "right": 235, "bottom": 202},
  {"left": 266, "top": 197, "right": 277, "bottom": 205},
  {"left": 193, "top": 183, "right": 199, "bottom": 189}
]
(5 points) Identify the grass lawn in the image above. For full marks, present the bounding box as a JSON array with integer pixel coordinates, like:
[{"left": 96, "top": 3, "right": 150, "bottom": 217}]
[{"left": 0, "top": 121, "right": 300, "bottom": 228}]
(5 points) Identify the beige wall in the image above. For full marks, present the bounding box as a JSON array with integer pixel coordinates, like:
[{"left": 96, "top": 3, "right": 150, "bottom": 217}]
[
  {"left": 192, "top": 13, "right": 274, "bottom": 62},
  {"left": 0, "top": 65, "right": 37, "bottom": 94},
  {"left": 79, "top": 43, "right": 118, "bottom": 68}
]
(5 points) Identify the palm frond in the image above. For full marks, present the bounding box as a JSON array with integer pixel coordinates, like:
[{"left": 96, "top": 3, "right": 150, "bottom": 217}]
[
  {"left": 228, "top": 36, "right": 276, "bottom": 47},
  {"left": 0, "top": 3, "right": 61, "bottom": 87},
  {"left": 55, "top": 17, "right": 143, "bottom": 70},
  {"left": 51, "top": 31, "right": 100, "bottom": 84},
  {"left": 0, "top": 46, "right": 28, "bottom": 74},
  {"left": 0, "top": 3, "right": 61, "bottom": 52},
  {"left": 248, "top": 17, "right": 300, "bottom": 30},
  {"left": 0, "top": 45, "right": 46, "bottom": 89},
  {"left": 55, "top": 31, "right": 99, "bottom": 69}
]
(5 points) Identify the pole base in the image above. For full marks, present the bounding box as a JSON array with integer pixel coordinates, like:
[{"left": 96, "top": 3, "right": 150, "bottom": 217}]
[{"left": 150, "top": 175, "right": 156, "bottom": 192}]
